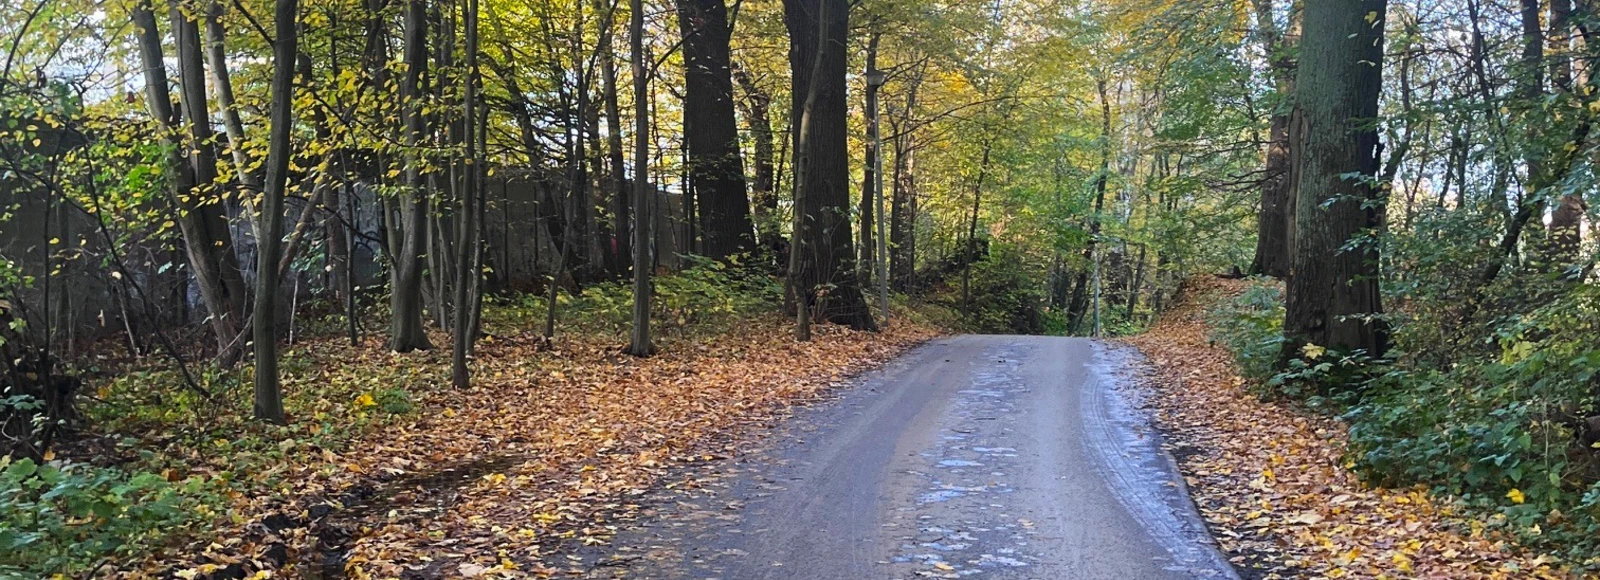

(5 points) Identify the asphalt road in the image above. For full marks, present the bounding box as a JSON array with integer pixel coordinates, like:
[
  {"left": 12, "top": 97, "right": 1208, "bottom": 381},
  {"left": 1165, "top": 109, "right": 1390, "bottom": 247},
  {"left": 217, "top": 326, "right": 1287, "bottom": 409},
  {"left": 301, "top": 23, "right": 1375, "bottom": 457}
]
[{"left": 578, "top": 335, "right": 1237, "bottom": 579}]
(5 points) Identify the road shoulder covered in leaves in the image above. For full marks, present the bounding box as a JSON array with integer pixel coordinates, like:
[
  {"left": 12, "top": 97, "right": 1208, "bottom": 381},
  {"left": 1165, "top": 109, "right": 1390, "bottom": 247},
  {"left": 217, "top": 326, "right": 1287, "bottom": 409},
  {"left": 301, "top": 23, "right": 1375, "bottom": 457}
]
[
  {"left": 1123, "top": 277, "right": 1578, "bottom": 580},
  {"left": 149, "top": 317, "right": 938, "bottom": 579}
]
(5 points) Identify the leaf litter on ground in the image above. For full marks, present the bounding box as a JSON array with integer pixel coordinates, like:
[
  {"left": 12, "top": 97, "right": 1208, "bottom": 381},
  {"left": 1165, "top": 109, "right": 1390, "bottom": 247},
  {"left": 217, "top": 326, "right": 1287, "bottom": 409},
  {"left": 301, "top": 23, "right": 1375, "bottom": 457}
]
[
  {"left": 101, "top": 314, "right": 937, "bottom": 579},
  {"left": 1123, "top": 276, "right": 1584, "bottom": 580}
]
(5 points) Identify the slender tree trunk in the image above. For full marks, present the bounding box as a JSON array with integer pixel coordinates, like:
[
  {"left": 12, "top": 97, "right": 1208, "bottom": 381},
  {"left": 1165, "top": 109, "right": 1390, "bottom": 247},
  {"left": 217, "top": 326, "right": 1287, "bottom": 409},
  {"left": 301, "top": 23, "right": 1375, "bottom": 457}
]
[
  {"left": 734, "top": 62, "right": 779, "bottom": 259},
  {"left": 1249, "top": 0, "right": 1300, "bottom": 278},
  {"left": 132, "top": 0, "right": 248, "bottom": 361},
  {"left": 1548, "top": 0, "right": 1585, "bottom": 269},
  {"left": 452, "top": 0, "right": 481, "bottom": 388},
  {"left": 391, "top": 0, "right": 434, "bottom": 352},
  {"left": 859, "top": 32, "right": 881, "bottom": 280},
  {"left": 1280, "top": 0, "right": 1389, "bottom": 361},
  {"left": 252, "top": 0, "right": 299, "bottom": 424},
  {"left": 1068, "top": 79, "right": 1112, "bottom": 334},
  {"left": 889, "top": 80, "right": 920, "bottom": 291},
  {"left": 627, "top": 0, "right": 656, "bottom": 356},
  {"left": 960, "top": 140, "right": 991, "bottom": 322},
  {"left": 601, "top": 11, "right": 631, "bottom": 276},
  {"left": 202, "top": 1, "right": 262, "bottom": 211}
]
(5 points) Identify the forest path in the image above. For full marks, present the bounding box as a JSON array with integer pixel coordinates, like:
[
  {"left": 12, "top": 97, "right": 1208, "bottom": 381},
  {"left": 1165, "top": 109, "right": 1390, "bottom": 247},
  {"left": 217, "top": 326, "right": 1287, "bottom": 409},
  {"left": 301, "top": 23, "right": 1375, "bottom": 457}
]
[{"left": 573, "top": 335, "right": 1238, "bottom": 579}]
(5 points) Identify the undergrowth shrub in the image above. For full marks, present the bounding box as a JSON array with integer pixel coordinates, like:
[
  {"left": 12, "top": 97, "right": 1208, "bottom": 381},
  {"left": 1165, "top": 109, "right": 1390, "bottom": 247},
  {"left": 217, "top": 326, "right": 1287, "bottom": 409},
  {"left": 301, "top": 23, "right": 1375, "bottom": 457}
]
[
  {"left": 1204, "top": 279, "right": 1284, "bottom": 380},
  {"left": 500, "top": 257, "right": 782, "bottom": 336},
  {"left": 937, "top": 246, "right": 1046, "bottom": 335},
  {"left": 1343, "top": 286, "right": 1600, "bottom": 566},
  {"left": 1205, "top": 276, "right": 1600, "bottom": 567},
  {"left": 0, "top": 456, "right": 215, "bottom": 576}
]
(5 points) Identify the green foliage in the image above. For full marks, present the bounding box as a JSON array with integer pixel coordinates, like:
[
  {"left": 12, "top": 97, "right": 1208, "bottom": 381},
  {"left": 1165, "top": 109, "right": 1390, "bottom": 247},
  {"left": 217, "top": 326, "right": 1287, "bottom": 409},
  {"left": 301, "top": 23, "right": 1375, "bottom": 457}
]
[
  {"left": 947, "top": 246, "right": 1047, "bottom": 335},
  {"left": 1209, "top": 279, "right": 1600, "bottom": 566},
  {"left": 377, "top": 387, "right": 416, "bottom": 415},
  {"left": 0, "top": 457, "right": 216, "bottom": 576},
  {"left": 1204, "top": 279, "right": 1284, "bottom": 381},
  {"left": 498, "top": 258, "right": 783, "bottom": 337},
  {"left": 1340, "top": 285, "right": 1600, "bottom": 565}
]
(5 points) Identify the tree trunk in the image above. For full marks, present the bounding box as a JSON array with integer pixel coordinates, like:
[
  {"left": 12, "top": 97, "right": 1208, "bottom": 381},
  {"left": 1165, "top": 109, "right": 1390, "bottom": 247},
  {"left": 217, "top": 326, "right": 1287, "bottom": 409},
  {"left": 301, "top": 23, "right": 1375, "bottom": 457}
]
[
  {"left": 1068, "top": 79, "right": 1112, "bottom": 335},
  {"left": 784, "top": 0, "right": 876, "bottom": 331},
  {"left": 1280, "top": 0, "right": 1388, "bottom": 360},
  {"left": 960, "top": 140, "right": 992, "bottom": 322},
  {"left": 132, "top": 0, "right": 248, "bottom": 361},
  {"left": 202, "top": 1, "right": 262, "bottom": 214},
  {"left": 452, "top": 0, "right": 481, "bottom": 388},
  {"left": 676, "top": 0, "right": 755, "bottom": 260},
  {"left": 601, "top": 12, "right": 631, "bottom": 276},
  {"left": 859, "top": 32, "right": 881, "bottom": 279},
  {"left": 391, "top": 0, "right": 434, "bottom": 353},
  {"left": 734, "top": 62, "right": 780, "bottom": 260},
  {"left": 1249, "top": 0, "right": 1298, "bottom": 278},
  {"left": 1548, "top": 0, "right": 1584, "bottom": 269},
  {"left": 252, "top": 0, "right": 299, "bottom": 424},
  {"left": 627, "top": 0, "right": 656, "bottom": 357}
]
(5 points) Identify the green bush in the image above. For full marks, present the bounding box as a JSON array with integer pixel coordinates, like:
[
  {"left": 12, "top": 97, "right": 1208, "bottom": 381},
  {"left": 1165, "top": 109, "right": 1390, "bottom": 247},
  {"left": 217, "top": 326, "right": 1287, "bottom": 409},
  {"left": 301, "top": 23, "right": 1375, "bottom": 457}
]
[
  {"left": 1204, "top": 279, "right": 1284, "bottom": 380},
  {"left": 1341, "top": 286, "right": 1600, "bottom": 565},
  {"left": 496, "top": 257, "right": 782, "bottom": 337},
  {"left": 0, "top": 457, "right": 215, "bottom": 576},
  {"left": 944, "top": 246, "right": 1047, "bottom": 335}
]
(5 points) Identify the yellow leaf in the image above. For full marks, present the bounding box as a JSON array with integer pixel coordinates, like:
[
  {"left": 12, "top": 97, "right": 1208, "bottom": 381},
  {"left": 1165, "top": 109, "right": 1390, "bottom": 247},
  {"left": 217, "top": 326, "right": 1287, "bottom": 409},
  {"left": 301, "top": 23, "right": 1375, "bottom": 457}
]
[
  {"left": 1508, "top": 488, "right": 1526, "bottom": 504},
  {"left": 355, "top": 393, "right": 377, "bottom": 408}
]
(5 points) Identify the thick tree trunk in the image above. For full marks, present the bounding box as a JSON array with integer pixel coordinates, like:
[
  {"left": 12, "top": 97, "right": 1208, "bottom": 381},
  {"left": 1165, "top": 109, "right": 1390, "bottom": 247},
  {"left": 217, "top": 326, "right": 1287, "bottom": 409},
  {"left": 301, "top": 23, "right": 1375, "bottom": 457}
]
[
  {"left": 784, "top": 0, "right": 876, "bottom": 331},
  {"left": 1280, "top": 0, "right": 1388, "bottom": 360},
  {"left": 391, "top": 0, "right": 433, "bottom": 352},
  {"left": 676, "top": 0, "right": 755, "bottom": 260}
]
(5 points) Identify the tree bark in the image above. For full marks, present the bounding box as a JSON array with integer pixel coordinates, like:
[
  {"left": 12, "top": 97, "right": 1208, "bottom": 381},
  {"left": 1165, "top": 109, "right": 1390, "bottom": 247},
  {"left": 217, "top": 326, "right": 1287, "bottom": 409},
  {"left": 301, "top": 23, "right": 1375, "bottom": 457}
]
[
  {"left": 627, "top": 0, "right": 656, "bottom": 357},
  {"left": 253, "top": 0, "right": 299, "bottom": 424},
  {"left": 784, "top": 0, "right": 876, "bottom": 331},
  {"left": 390, "top": 0, "right": 433, "bottom": 352},
  {"left": 1280, "top": 0, "right": 1389, "bottom": 360},
  {"left": 132, "top": 0, "right": 249, "bottom": 361},
  {"left": 676, "top": 0, "right": 755, "bottom": 260},
  {"left": 1249, "top": 0, "right": 1300, "bottom": 278}
]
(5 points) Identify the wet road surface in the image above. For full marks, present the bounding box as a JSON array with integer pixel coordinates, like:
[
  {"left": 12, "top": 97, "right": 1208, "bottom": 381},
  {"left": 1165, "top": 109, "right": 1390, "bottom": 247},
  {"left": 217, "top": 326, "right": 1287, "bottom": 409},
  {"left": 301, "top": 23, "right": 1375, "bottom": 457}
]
[{"left": 577, "top": 335, "right": 1237, "bottom": 579}]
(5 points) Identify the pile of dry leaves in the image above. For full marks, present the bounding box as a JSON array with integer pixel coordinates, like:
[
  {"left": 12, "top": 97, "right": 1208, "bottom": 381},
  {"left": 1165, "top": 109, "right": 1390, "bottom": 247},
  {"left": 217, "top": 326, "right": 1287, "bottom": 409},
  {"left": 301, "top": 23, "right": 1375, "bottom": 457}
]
[
  {"left": 144, "top": 316, "right": 937, "bottom": 579},
  {"left": 1125, "top": 276, "right": 1580, "bottom": 580}
]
